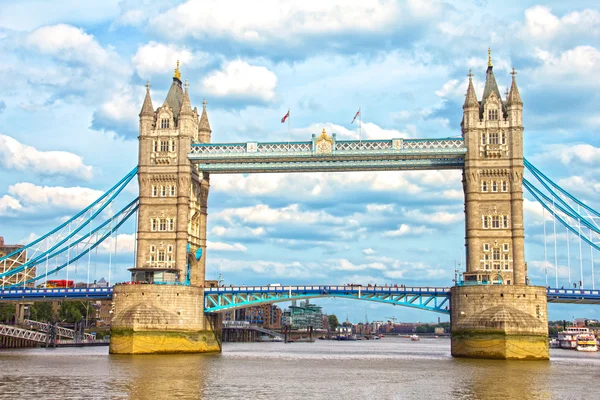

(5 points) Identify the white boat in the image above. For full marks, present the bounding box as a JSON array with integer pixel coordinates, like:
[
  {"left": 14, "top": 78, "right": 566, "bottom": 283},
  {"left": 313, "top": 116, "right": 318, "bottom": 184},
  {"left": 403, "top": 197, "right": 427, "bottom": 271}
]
[
  {"left": 558, "top": 326, "right": 589, "bottom": 349},
  {"left": 576, "top": 334, "right": 598, "bottom": 352},
  {"left": 549, "top": 338, "right": 560, "bottom": 348},
  {"left": 410, "top": 334, "right": 420, "bottom": 341}
]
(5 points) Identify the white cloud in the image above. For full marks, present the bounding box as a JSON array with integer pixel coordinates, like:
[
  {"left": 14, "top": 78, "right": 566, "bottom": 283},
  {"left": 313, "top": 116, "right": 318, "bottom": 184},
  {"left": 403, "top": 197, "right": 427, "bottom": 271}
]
[
  {"left": 8, "top": 183, "right": 103, "bottom": 211},
  {"left": 150, "top": 0, "right": 402, "bottom": 42},
  {"left": 24, "top": 24, "right": 113, "bottom": 66},
  {"left": 207, "top": 241, "right": 247, "bottom": 252},
  {"left": 537, "top": 144, "right": 600, "bottom": 166},
  {"left": 366, "top": 204, "right": 395, "bottom": 213},
  {"left": 0, "top": 134, "right": 93, "bottom": 180},
  {"left": 211, "top": 226, "right": 266, "bottom": 238},
  {"left": 98, "top": 233, "right": 136, "bottom": 254},
  {"left": 132, "top": 42, "right": 208, "bottom": 78},
  {"left": 213, "top": 203, "right": 346, "bottom": 226},
  {"left": 202, "top": 60, "right": 277, "bottom": 103},
  {"left": 522, "top": 6, "right": 600, "bottom": 40},
  {"left": 531, "top": 46, "right": 600, "bottom": 87},
  {"left": 91, "top": 85, "right": 143, "bottom": 136},
  {"left": 363, "top": 248, "right": 375, "bottom": 255},
  {"left": 331, "top": 259, "right": 386, "bottom": 271},
  {"left": 214, "top": 258, "right": 327, "bottom": 279},
  {"left": 401, "top": 208, "right": 463, "bottom": 225},
  {"left": 0, "top": 195, "right": 23, "bottom": 216},
  {"left": 383, "top": 224, "right": 434, "bottom": 237}
]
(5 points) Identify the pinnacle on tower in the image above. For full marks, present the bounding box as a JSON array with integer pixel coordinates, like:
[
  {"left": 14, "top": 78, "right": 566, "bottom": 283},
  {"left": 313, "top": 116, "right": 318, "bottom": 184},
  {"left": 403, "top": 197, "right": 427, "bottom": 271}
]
[
  {"left": 164, "top": 61, "right": 184, "bottom": 120},
  {"left": 140, "top": 80, "right": 154, "bottom": 117},
  {"left": 507, "top": 67, "right": 523, "bottom": 106},
  {"left": 463, "top": 69, "right": 479, "bottom": 109},
  {"left": 199, "top": 98, "right": 212, "bottom": 134},
  {"left": 180, "top": 80, "right": 193, "bottom": 116}
]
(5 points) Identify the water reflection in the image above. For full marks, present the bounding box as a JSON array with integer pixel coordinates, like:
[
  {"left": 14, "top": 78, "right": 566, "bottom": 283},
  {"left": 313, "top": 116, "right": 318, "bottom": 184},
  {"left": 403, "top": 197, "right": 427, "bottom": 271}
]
[{"left": 112, "top": 353, "right": 216, "bottom": 400}]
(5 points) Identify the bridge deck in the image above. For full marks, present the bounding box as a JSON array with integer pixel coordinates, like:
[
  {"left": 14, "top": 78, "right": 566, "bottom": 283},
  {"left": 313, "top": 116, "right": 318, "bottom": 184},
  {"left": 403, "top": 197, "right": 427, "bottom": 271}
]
[{"left": 188, "top": 138, "right": 466, "bottom": 173}]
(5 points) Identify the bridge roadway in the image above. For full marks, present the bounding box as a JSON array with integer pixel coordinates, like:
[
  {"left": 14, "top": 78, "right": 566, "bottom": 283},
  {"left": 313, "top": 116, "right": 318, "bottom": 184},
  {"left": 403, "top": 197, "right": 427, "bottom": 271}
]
[{"left": 1, "top": 286, "right": 599, "bottom": 313}]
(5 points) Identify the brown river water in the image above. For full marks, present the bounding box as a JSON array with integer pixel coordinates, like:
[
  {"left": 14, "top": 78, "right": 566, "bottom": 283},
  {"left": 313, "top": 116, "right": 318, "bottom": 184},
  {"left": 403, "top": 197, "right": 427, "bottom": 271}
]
[{"left": 1, "top": 337, "right": 600, "bottom": 399}]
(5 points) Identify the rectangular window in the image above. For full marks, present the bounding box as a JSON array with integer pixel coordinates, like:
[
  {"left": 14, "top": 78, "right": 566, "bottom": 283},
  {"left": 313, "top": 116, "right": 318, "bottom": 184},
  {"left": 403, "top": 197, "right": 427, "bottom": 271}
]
[
  {"left": 483, "top": 216, "right": 489, "bottom": 229},
  {"left": 489, "top": 132, "right": 499, "bottom": 144},
  {"left": 488, "top": 109, "right": 498, "bottom": 121},
  {"left": 483, "top": 243, "right": 490, "bottom": 251},
  {"left": 161, "top": 185, "right": 167, "bottom": 197},
  {"left": 493, "top": 248, "right": 501, "bottom": 261},
  {"left": 167, "top": 254, "right": 172, "bottom": 262},
  {"left": 484, "top": 254, "right": 489, "bottom": 261},
  {"left": 150, "top": 254, "right": 155, "bottom": 262},
  {"left": 171, "top": 140, "right": 176, "bottom": 152},
  {"left": 170, "top": 185, "right": 176, "bottom": 197},
  {"left": 501, "top": 132, "right": 506, "bottom": 144},
  {"left": 150, "top": 245, "right": 156, "bottom": 253},
  {"left": 504, "top": 254, "right": 509, "bottom": 261},
  {"left": 152, "top": 185, "right": 158, "bottom": 197},
  {"left": 153, "top": 140, "right": 158, "bottom": 152},
  {"left": 159, "top": 219, "right": 167, "bottom": 231},
  {"left": 481, "top": 134, "right": 486, "bottom": 145},
  {"left": 503, "top": 215, "right": 509, "bottom": 228},
  {"left": 481, "top": 181, "right": 488, "bottom": 192},
  {"left": 167, "top": 245, "right": 173, "bottom": 253},
  {"left": 501, "top": 180, "right": 508, "bottom": 192},
  {"left": 492, "top": 181, "right": 498, "bottom": 192},
  {"left": 503, "top": 243, "right": 509, "bottom": 252},
  {"left": 160, "top": 140, "right": 169, "bottom": 152},
  {"left": 161, "top": 119, "right": 169, "bottom": 129},
  {"left": 491, "top": 216, "right": 500, "bottom": 228},
  {"left": 169, "top": 218, "right": 175, "bottom": 231},
  {"left": 484, "top": 263, "right": 490, "bottom": 270},
  {"left": 493, "top": 263, "right": 501, "bottom": 270},
  {"left": 158, "top": 251, "right": 165, "bottom": 262}
]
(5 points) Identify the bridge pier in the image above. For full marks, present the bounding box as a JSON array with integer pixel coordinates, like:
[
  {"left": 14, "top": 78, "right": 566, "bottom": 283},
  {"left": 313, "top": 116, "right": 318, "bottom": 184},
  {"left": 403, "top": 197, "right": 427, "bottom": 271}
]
[
  {"left": 450, "top": 285, "right": 549, "bottom": 360},
  {"left": 109, "top": 285, "right": 221, "bottom": 354}
]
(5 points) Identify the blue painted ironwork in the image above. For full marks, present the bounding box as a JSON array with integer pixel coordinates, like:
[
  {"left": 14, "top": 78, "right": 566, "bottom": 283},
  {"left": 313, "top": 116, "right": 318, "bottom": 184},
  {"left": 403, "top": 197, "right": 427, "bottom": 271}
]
[
  {"left": 188, "top": 137, "right": 466, "bottom": 173},
  {"left": 204, "top": 285, "right": 452, "bottom": 314},
  {"left": 1, "top": 286, "right": 600, "bottom": 308},
  {"left": 0, "top": 167, "right": 138, "bottom": 287},
  {"left": 0, "top": 287, "right": 113, "bottom": 301},
  {"left": 2, "top": 198, "right": 139, "bottom": 287}
]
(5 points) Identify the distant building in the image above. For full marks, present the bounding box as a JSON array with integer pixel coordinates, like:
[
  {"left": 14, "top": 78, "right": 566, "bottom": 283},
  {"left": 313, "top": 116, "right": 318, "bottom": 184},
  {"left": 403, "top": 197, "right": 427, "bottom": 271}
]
[
  {"left": 283, "top": 300, "right": 324, "bottom": 330},
  {"left": 224, "top": 304, "right": 283, "bottom": 330},
  {"left": 0, "top": 236, "right": 35, "bottom": 288}
]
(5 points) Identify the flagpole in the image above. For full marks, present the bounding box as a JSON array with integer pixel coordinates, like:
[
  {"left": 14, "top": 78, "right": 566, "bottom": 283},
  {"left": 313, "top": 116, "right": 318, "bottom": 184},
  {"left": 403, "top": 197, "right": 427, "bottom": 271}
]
[{"left": 359, "top": 106, "right": 362, "bottom": 142}]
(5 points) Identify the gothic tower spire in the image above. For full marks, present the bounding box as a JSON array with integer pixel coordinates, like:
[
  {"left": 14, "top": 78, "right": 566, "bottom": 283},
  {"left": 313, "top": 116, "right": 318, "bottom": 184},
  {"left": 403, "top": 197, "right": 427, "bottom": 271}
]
[
  {"left": 140, "top": 81, "right": 154, "bottom": 117},
  {"left": 198, "top": 98, "right": 212, "bottom": 143},
  {"left": 463, "top": 69, "right": 479, "bottom": 109},
  {"left": 507, "top": 68, "right": 522, "bottom": 106}
]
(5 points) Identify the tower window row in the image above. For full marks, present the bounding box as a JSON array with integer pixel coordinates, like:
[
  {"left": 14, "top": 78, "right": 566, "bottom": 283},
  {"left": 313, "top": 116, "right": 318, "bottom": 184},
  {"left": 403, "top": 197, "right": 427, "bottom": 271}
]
[
  {"left": 152, "top": 185, "right": 176, "bottom": 197},
  {"left": 487, "top": 109, "right": 499, "bottom": 121},
  {"left": 483, "top": 243, "right": 510, "bottom": 252},
  {"left": 150, "top": 218, "right": 176, "bottom": 232},
  {"left": 481, "top": 180, "right": 508, "bottom": 192},
  {"left": 482, "top": 215, "right": 509, "bottom": 229},
  {"left": 481, "top": 132, "right": 506, "bottom": 145},
  {"left": 160, "top": 118, "right": 170, "bottom": 129},
  {"left": 153, "top": 139, "right": 176, "bottom": 153}
]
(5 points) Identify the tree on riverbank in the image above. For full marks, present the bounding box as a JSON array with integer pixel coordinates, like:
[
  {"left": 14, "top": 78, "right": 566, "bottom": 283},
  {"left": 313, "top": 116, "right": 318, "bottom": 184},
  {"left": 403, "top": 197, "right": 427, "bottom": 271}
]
[{"left": 328, "top": 315, "right": 339, "bottom": 332}]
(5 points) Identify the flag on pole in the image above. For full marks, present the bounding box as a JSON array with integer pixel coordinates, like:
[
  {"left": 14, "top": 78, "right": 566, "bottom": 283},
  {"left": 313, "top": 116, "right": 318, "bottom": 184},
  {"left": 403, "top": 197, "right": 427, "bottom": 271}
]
[
  {"left": 351, "top": 108, "right": 360, "bottom": 124},
  {"left": 281, "top": 109, "right": 290, "bottom": 123}
]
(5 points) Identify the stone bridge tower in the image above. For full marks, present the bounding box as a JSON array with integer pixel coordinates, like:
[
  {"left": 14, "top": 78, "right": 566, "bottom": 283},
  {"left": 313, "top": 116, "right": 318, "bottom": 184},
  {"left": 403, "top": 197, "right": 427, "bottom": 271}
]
[
  {"left": 451, "top": 51, "right": 549, "bottom": 360},
  {"left": 110, "top": 64, "right": 221, "bottom": 355}
]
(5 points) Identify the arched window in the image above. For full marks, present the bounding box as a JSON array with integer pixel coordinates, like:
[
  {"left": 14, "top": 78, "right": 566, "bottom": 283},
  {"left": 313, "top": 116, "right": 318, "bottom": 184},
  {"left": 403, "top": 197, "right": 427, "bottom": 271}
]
[
  {"left": 492, "top": 181, "right": 498, "bottom": 192},
  {"left": 161, "top": 186, "right": 166, "bottom": 197},
  {"left": 502, "top": 180, "right": 508, "bottom": 192},
  {"left": 152, "top": 185, "right": 158, "bottom": 197},
  {"left": 170, "top": 185, "right": 176, "bottom": 197}
]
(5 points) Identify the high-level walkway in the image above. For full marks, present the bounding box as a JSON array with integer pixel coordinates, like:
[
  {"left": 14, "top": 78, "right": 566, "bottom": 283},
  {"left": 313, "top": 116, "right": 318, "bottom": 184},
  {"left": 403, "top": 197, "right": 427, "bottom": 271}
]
[{"left": 2, "top": 286, "right": 599, "bottom": 312}]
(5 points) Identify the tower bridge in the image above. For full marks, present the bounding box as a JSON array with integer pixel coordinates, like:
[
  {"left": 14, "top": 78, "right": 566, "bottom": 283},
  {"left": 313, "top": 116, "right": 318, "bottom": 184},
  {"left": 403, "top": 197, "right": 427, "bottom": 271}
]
[{"left": 2, "top": 55, "right": 600, "bottom": 360}]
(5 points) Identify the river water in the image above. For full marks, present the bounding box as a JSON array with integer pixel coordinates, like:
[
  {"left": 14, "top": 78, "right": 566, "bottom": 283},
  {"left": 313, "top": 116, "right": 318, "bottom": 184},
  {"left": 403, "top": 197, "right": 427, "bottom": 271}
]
[{"left": 1, "top": 338, "right": 599, "bottom": 399}]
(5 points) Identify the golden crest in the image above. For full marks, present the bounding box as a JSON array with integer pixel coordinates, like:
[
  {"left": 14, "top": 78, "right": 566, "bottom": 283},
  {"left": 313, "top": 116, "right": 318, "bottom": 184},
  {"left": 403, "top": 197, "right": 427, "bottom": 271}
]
[{"left": 315, "top": 128, "right": 333, "bottom": 154}]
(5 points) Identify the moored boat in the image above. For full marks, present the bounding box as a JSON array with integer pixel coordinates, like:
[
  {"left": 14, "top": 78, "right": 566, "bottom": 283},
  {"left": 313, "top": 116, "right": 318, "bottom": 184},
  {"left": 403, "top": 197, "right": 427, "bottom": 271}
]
[
  {"left": 576, "top": 334, "right": 598, "bottom": 352},
  {"left": 558, "top": 326, "right": 589, "bottom": 349},
  {"left": 410, "top": 334, "right": 420, "bottom": 341}
]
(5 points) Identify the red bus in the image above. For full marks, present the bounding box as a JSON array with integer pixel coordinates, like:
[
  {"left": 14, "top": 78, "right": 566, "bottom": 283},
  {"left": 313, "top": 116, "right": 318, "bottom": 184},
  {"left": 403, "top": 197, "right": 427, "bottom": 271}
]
[{"left": 43, "top": 280, "right": 74, "bottom": 288}]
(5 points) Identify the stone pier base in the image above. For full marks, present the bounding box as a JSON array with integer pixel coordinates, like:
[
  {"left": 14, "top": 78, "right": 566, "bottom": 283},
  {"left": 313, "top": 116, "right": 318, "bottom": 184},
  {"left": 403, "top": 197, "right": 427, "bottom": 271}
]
[
  {"left": 109, "top": 285, "right": 221, "bottom": 355},
  {"left": 450, "top": 285, "right": 549, "bottom": 360}
]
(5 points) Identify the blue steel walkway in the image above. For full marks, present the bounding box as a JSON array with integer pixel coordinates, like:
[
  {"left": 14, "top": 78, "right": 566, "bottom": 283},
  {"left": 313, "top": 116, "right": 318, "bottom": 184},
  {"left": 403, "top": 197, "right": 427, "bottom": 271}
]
[{"left": 1, "top": 286, "right": 599, "bottom": 313}]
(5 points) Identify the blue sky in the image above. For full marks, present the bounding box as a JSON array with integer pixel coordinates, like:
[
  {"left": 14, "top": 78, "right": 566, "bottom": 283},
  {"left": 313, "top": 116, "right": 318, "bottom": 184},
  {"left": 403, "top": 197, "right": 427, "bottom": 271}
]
[{"left": 1, "top": 0, "right": 600, "bottom": 323}]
